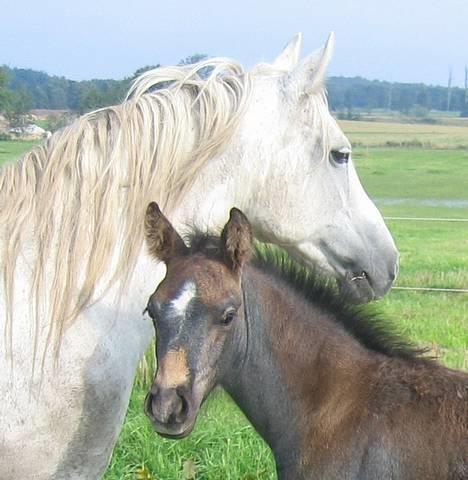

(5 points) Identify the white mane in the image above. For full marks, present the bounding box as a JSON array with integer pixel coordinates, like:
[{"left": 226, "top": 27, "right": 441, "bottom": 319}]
[{"left": 0, "top": 59, "right": 252, "bottom": 356}]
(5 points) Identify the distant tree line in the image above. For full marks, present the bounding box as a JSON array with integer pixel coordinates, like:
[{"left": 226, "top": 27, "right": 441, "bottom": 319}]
[
  {"left": 1, "top": 58, "right": 468, "bottom": 117},
  {"left": 0, "top": 66, "right": 137, "bottom": 114},
  {"left": 327, "top": 76, "right": 468, "bottom": 116}
]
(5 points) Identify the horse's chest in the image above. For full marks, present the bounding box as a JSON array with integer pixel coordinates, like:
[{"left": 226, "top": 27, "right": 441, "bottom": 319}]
[{"left": 0, "top": 297, "right": 153, "bottom": 479}]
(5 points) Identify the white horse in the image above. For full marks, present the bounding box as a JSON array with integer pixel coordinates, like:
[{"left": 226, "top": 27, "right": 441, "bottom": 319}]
[{"left": 0, "top": 34, "right": 398, "bottom": 479}]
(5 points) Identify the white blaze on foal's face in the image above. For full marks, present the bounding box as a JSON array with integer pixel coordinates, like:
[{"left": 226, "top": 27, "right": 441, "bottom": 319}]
[{"left": 170, "top": 282, "right": 197, "bottom": 318}]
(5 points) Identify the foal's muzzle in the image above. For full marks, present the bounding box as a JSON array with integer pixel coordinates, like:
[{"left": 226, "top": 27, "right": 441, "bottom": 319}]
[{"left": 144, "top": 384, "right": 195, "bottom": 439}]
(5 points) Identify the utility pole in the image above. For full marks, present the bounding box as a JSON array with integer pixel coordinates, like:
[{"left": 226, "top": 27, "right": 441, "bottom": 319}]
[
  {"left": 446, "top": 67, "right": 453, "bottom": 111},
  {"left": 462, "top": 65, "right": 468, "bottom": 117},
  {"left": 465, "top": 65, "right": 468, "bottom": 106}
]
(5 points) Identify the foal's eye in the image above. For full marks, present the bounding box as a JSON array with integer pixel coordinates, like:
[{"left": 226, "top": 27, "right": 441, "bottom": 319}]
[
  {"left": 330, "top": 148, "right": 351, "bottom": 165},
  {"left": 220, "top": 308, "right": 237, "bottom": 326}
]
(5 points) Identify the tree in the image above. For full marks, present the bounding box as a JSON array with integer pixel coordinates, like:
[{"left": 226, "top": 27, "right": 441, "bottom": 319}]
[
  {"left": 461, "top": 66, "right": 468, "bottom": 118},
  {"left": 179, "top": 53, "right": 208, "bottom": 66},
  {"left": 80, "top": 87, "right": 107, "bottom": 113},
  {"left": 179, "top": 54, "right": 211, "bottom": 78},
  {"left": 416, "top": 86, "right": 429, "bottom": 108},
  {"left": 0, "top": 67, "right": 14, "bottom": 112},
  {"left": 11, "top": 87, "right": 33, "bottom": 114},
  {"left": 132, "top": 65, "right": 160, "bottom": 79}
]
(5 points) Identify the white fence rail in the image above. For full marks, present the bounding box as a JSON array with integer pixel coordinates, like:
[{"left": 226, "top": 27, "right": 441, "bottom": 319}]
[
  {"left": 392, "top": 286, "right": 468, "bottom": 293},
  {"left": 385, "top": 216, "right": 468, "bottom": 223}
]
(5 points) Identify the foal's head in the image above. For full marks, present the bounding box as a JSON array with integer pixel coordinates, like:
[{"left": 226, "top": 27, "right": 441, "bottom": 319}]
[{"left": 143, "top": 202, "right": 252, "bottom": 438}]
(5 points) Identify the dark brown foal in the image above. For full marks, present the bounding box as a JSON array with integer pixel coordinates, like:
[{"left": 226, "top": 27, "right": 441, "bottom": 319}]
[{"left": 143, "top": 202, "right": 468, "bottom": 479}]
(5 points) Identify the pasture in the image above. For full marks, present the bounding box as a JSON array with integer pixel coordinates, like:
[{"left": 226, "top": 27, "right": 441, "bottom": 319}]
[
  {"left": 340, "top": 119, "right": 468, "bottom": 149},
  {"left": 0, "top": 140, "right": 38, "bottom": 164},
  {"left": 1, "top": 119, "right": 467, "bottom": 479}
]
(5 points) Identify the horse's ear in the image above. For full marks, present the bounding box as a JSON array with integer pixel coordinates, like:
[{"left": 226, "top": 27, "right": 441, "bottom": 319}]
[
  {"left": 272, "top": 33, "right": 302, "bottom": 71},
  {"left": 145, "top": 202, "right": 188, "bottom": 263},
  {"left": 221, "top": 208, "right": 253, "bottom": 273},
  {"left": 287, "top": 32, "right": 335, "bottom": 95}
]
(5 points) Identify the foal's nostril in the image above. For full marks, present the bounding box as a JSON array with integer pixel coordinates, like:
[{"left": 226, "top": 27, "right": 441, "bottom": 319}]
[
  {"left": 144, "top": 392, "right": 155, "bottom": 419},
  {"left": 176, "top": 387, "right": 190, "bottom": 421},
  {"left": 147, "top": 386, "right": 190, "bottom": 425}
]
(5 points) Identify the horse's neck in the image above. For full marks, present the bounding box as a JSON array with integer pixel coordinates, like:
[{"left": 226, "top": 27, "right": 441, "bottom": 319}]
[
  {"left": 170, "top": 150, "right": 245, "bottom": 234},
  {"left": 223, "top": 266, "right": 374, "bottom": 478}
]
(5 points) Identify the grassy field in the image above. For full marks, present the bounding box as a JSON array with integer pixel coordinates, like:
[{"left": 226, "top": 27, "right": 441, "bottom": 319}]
[
  {"left": 1, "top": 120, "right": 467, "bottom": 479},
  {"left": 348, "top": 124, "right": 468, "bottom": 371},
  {"left": 339, "top": 119, "right": 468, "bottom": 149},
  {"left": 0, "top": 139, "right": 38, "bottom": 164},
  {"left": 355, "top": 148, "right": 468, "bottom": 200}
]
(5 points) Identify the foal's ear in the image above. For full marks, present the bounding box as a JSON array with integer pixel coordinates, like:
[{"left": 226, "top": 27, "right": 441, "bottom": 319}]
[
  {"left": 221, "top": 208, "right": 252, "bottom": 273},
  {"left": 145, "top": 202, "right": 188, "bottom": 263}
]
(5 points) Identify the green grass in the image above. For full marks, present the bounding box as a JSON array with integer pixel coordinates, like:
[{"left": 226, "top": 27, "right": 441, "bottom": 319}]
[
  {"left": 0, "top": 140, "right": 39, "bottom": 165},
  {"left": 105, "top": 389, "right": 275, "bottom": 480},
  {"left": 354, "top": 146, "right": 468, "bottom": 370},
  {"left": 376, "top": 217, "right": 468, "bottom": 370},
  {"left": 1, "top": 134, "right": 467, "bottom": 479},
  {"left": 354, "top": 148, "right": 468, "bottom": 199}
]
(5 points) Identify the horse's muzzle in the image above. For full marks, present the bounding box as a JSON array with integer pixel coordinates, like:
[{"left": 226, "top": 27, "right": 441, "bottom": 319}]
[
  {"left": 144, "top": 385, "right": 195, "bottom": 439},
  {"left": 339, "top": 264, "right": 397, "bottom": 304}
]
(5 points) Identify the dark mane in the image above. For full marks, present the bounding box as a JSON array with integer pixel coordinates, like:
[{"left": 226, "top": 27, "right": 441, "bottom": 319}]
[
  {"left": 186, "top": 232, "right": 428, "bottom": 362},
  {"left": 253, "top": 246, "right": 431, "bottom": 362},
  {"left": 185, "top": 231, "right": 223, "bottom": 258}
]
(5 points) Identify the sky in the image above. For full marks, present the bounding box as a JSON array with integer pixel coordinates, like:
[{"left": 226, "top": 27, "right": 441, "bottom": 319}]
[{"left": 2, "top": 0, "right": 468, "bottom": 87}]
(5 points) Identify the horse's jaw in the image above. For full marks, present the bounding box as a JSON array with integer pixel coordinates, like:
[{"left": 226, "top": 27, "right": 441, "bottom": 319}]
[{"left": 284, "top": 240, "right": 398, "bottom": 304}]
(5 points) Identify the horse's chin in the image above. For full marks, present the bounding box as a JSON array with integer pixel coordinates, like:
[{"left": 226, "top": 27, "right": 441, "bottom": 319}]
[
  {"left": 284, "top": 245, "right": 378, "bottom": 304},
  {"left": 338, "top": 273, "right": 376, "bottom": 304},
  {"left": 152, "top": 421, "right": 195, "bottom": 440}
]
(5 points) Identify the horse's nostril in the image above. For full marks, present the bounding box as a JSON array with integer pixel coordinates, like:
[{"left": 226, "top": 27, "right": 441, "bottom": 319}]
[
  {"left": 173, "top": 394, "right": 183, "bottom": 416},
  {"left": 144, "top": 392, "right": 155, "bottom": 419},
  {"left": 147, "top": 386, "right": 190, "bottom": 425},
  {"left": 176, "top": 389, "right": 190, "bottom": 420},
  {"left": 350, "top": 271, "right": 367, "bottom": 282}
]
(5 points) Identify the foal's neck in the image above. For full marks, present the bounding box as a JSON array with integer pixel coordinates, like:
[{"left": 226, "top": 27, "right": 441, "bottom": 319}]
[{"left": 222, "top": 266, "right": 374, "bottom": 479}]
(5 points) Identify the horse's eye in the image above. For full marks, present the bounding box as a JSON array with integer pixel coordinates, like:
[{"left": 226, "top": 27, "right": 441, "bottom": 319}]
[
  {"left": 220, "top": 308, "right": 237, "bottom": 326},
  {"left": 330, "top": 149, "right": 351, "bottom": 165}
]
